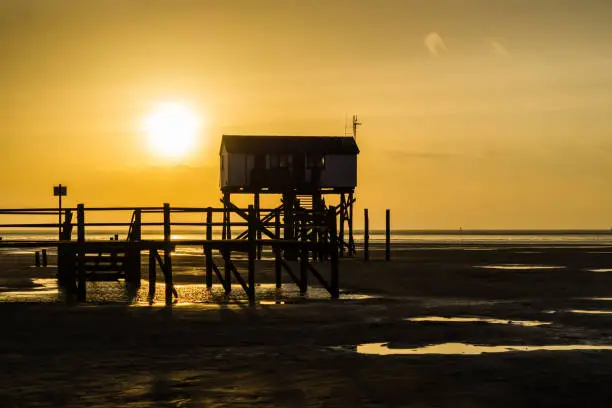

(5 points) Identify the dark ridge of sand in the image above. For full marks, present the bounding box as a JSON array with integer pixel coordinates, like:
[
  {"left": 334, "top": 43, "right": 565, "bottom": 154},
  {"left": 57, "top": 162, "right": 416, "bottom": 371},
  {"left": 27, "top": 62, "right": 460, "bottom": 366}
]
[{"left": 2, "top": 244, "right": 612, "bottom": 407}]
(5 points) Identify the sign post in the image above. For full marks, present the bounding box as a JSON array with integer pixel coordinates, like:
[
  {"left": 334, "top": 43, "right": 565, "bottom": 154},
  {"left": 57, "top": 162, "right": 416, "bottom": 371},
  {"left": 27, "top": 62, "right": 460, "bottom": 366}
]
[{"left": 53, "top": 184, "right": 67, "bottom": 240}]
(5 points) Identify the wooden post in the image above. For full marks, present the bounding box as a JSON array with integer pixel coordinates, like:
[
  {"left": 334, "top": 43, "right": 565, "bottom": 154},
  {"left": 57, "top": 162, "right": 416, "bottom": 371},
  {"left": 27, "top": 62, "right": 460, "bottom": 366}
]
[
  {"left": 222, "top": 191, "right": 231, "bottom": 239},
  {"left": 223, "top": 250, "right": 231, "bottom": 294},
  {"left": 348, "top": 192, "right": 355, "bottom": 256},
  {"left": 254, "top": 193, "right": 262, "bottom": 260},
  {"left": 274, "top": 208, "right": 282, "bottom": 288},
  {"left": 163, "top": 203, "right": 173, "bottom": 305},
  {"left": 364, "top": 208, "right": 369, "bottom": 261},
  {"left": 339, "top": 194, "right": 346, "bottom": 257},
  {"left": 127, "top": 209, "right": 142, "bottom": 284},
  {"left": 386, "top": 209, "right": 391, "bottom": 261},
  {"left": 133, "top": 209, "right": 142, "bottom": 240},
  {"left": 300, "top": 224, "right": 308, "bottom": 293},
  {"left": 247, "top": 205, "right": 256, "bottom": 304},
  {"left": 205, "top": 208, "right": 213, "bottom": 288},
  {"left": 58, "top": 185, "right": 62, "bottom": 240},
  {"left": 42, "top": 249, "right": 48, "bottom": 267},
  {"left": 148, "top": 250, "right": 156, "bottom": 301},
  {"left": 77, "top": 204, "right": 86, "bottom": 302},
  {"left": 283, "top": 192, "right": 297, "bottom": 260},
  {"left": 328, "top": 205, "right": 339, "bottom": 299},
  {"left": 61, "top": 209, "right": 73, "bottom": 240},
  {"left": 35, "top": 251, "right": 41, "bottom": 267},
  {"left": 312, "top": 191, "right": 321, "bottom": 262}
]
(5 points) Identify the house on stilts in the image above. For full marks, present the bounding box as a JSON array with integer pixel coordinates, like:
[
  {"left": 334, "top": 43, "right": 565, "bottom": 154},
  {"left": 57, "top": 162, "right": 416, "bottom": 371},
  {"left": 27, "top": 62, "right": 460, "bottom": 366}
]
[{"left": 219, "top": 134, "right": 359, "bottom": 256}]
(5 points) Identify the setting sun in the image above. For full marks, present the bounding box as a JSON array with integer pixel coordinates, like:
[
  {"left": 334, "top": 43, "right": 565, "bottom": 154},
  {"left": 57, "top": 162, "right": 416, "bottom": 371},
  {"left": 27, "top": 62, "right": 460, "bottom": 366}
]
[{"left": 143, "top": 102, "right": 200, "bottom": 159}]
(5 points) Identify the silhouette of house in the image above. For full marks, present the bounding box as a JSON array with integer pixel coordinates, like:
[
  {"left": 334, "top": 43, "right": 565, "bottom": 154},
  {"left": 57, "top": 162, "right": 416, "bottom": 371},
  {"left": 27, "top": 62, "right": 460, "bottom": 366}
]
[{"left": 219, "top": 135, "right": 359, "bottom": 193}]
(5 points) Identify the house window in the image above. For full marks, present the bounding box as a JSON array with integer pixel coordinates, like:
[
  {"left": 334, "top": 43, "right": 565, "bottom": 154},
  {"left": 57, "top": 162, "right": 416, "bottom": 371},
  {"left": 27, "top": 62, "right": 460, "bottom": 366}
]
[
  {"left": 279, "top": 154, "right": 292, "bottom": 168},
  {"left": 267, "top": 154, "right": 292, "bottom": 169},
  {"left": 306, "top": 153, "right": 325, "bottom": 169}
]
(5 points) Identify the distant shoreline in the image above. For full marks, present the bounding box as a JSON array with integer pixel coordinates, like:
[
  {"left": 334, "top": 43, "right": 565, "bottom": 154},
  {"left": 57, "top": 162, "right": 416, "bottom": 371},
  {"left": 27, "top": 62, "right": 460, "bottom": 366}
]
[
  {"left": 1, "top": 228, "right": 612, "bottom": 237},
  {"left": 366, "top": 229, "right": 612, "bottom": 235}
]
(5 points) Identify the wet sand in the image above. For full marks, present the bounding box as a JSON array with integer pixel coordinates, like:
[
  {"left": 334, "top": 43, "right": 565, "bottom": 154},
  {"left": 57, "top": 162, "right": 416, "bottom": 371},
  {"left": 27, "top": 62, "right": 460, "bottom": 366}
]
[{"left": 2, "top": 244, "right": 612, "bottom": 407}]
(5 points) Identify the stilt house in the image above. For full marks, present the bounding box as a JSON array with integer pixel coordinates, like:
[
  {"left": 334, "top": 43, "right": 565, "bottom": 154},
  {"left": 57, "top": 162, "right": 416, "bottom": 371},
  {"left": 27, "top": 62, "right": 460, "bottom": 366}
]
[{"left": 219, "top": 135, "right": 359, "bottom": 193}]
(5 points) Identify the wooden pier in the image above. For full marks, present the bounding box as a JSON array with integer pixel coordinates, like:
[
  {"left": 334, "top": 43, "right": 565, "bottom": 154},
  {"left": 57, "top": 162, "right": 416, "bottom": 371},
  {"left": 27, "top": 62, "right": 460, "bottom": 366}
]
[{"left": 0, "top": 204, "right": 340, "bottom": 305}]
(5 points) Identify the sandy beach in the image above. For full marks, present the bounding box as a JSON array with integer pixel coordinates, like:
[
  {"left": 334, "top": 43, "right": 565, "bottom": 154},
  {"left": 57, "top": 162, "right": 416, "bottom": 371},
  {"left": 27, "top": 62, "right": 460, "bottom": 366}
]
[{"left": 2, "top": 243, "right": 612, "bottom": 407}]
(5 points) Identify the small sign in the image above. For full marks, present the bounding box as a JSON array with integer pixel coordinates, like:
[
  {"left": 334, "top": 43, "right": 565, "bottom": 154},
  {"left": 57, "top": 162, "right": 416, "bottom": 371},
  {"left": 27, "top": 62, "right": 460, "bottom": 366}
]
[{"left": 53, "top": 185, "right": 67, "bottom": 197}]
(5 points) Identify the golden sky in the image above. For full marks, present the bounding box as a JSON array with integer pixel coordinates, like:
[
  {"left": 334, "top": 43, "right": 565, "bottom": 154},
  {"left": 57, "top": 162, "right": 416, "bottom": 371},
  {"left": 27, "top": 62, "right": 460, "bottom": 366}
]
[{"left": 2, "top": 0, "right": 612, "bottom": 228}]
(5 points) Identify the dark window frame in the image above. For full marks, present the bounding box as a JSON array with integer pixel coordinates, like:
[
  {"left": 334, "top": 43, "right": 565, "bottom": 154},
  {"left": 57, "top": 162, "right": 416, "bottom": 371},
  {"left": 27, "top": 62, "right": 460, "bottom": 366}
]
[
  {"left": 267, "top": 153, "right": 293, "bottom": 169},
  {"left": 306, "top": 153, "right": 326, "bottom": 169}
]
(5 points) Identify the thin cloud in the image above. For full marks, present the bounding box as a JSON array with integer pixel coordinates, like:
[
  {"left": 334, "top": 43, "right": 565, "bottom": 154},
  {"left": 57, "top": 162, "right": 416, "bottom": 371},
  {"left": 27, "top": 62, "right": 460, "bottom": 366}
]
[
  {"left": 490, "top": 40, "right": 510, "bottom": 57},
  {"left": 387, "top": 150, "right": 464, "bottom": 160},
  {"left": 424, "top": 32, "right": 447, "bottom": 57}
]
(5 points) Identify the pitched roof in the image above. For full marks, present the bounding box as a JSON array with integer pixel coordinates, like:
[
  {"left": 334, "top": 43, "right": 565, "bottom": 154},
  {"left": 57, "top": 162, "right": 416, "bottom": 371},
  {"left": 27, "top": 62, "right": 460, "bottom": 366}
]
[{"left": 220, "top": 135, "right": 359, "bottom": 155}]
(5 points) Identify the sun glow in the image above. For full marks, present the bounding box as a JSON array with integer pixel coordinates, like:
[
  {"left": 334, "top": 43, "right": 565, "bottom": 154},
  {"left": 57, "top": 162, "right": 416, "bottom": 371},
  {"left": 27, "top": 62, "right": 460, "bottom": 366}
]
[{"left": 143, "top": 102, "right": 200, "bottom": 159}]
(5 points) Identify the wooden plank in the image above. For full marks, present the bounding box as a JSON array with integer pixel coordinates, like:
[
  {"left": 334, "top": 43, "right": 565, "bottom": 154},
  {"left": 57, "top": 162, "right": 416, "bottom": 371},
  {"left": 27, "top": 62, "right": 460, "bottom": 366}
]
[
  {"left": 247, "top": 205, "right": 256, "bottom": 304},
  {"left": 223, "top": 250, "right": 232, "bottom": 293},
  {"left": 339, "top": 194, "right": 346, "bottom": 257},
  {"left": 307, "top": 264, "right": 332, "bottom": 293},
  {"left": 275, "top": 209, "right": 282, "bottom": 288},
  {"left": 163, "top": 203, "right": 174, "bottom": 305},
  {"left": 386, "top": 209, "right": 391, "bottom": 261},
  {"left": 205, "top": 208, "right": 213, "bottom": 288},
  {"left": 348, "top": 191, "right": 355, "bottom": 256},
  {"left": 229, "top": 263, "right": 249, "bottom": 294},
  {"left": 280, "top": 259, "right": 301, "bottom": 288},
  {"left": 0, "top": 223, "right": 61, "bottom": 228},
  {"left": 211, "top": 259, "right": 225, "bottom": 285},
  {"left": 148, "top": 250, "right": 156, "bottom": 300},
  {"left": 329, "top": 206, "right": 339, "bottom": 299},
  {"left": 77, "top": 204, "right": 86, "bottom": 302},
  {"left": 254, "top": 194, "right": 262, "bottom": 260},
  {"left": 299, "top": 226, "right": 308, "bottom": 293},
  {"left": 364, "top": 208, "right": 370, "bottom": 261}
]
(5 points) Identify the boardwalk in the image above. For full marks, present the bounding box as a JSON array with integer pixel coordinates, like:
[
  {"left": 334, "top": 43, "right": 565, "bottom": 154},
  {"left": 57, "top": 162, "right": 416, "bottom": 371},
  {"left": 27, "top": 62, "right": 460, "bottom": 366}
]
[{"left": 0, "top": 204, "right": 340, "bottom": 305}]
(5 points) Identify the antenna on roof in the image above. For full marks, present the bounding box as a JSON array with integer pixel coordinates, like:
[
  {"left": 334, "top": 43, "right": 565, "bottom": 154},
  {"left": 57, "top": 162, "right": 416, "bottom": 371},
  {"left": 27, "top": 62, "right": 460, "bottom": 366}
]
[{"left": 352, "top": 115, "right": 361, "bottom": 139}]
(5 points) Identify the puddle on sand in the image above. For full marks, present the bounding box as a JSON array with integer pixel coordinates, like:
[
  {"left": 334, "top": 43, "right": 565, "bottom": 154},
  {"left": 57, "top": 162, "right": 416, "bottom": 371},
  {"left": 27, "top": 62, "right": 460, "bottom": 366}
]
[
  {"left": 476, "top": 264, "right": 563, "bottom": 270},
  {"left": 353, "top": 342, "right": 612, "bottom": 355},
  {"left": 406, "top": 316, "right": 550, "bottom": 327},
  {"left": 569, "top": 309, "right": 612, "bottom": 315},
  {"left": 0, "top": 278, "right": 60, "bottom": 302},
  {"left": 260, "top": 300, "right": 286, "bottom": 305}
]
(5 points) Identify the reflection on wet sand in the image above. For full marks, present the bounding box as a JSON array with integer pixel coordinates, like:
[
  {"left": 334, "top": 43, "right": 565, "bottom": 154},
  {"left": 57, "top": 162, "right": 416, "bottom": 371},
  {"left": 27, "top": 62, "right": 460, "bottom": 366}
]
[
  {"left": 0, "top": 278, "right": 373, "bottom": 306},
  {"left": 406, "top": 316, "right": 550, "bottom": 327},
  {"left": 476, "top": 264, "right": 563, "bottom": 270},
  {"left": 569, "top": 309, "right": 612, "bottom": 315},
  {"left": 355, "top": 342, "right": 612, "bottom": 355}
]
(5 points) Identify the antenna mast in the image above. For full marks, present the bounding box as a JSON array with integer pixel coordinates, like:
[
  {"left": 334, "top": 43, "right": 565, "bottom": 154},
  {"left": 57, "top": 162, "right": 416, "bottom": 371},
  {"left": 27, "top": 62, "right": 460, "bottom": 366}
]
[{"left": 352, "top": 115, "right": 361, "bottom": 139}]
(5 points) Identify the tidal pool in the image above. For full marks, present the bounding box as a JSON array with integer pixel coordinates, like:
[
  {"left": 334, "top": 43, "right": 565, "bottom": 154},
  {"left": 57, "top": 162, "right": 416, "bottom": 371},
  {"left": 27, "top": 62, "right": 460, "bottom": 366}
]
[
  {"left": 406, "top": 316, "right": 550, "bottom": 327},
  {"left": 476, "top": 264, "right": 563, "bottom": 270},
  {"left": 353, "top": 342, "right": 612, "bottom": 355}
]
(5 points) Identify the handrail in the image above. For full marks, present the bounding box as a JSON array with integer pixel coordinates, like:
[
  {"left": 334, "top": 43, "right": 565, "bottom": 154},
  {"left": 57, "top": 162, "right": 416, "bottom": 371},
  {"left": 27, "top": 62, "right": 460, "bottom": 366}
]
[
  {"left": 0, "top": 209, "right": 75, "bottom": 214},
  {"left": 0, "top": 206, "right": 328, "bottom": 215},
  {"left": 0, "top": 221, "right": 285, "bottom": 228},
  {"left": 170, "top": 207, "right": 284, "bottom": 213},
  {"left": 0, "top": 206, "right": 288, "bottom": 214}
]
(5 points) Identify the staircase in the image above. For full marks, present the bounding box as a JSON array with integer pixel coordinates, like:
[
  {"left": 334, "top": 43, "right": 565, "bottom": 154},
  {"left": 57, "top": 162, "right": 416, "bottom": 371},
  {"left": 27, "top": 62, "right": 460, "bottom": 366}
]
[
  {"left": 296, "top": 195, "right": 314, "bottom": 211},
  {"left": 82, "top": 249, "right": 129, "bottom": 281},
  {"left": 76, "top": 210, "right": 141, "bottom": 282}
]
